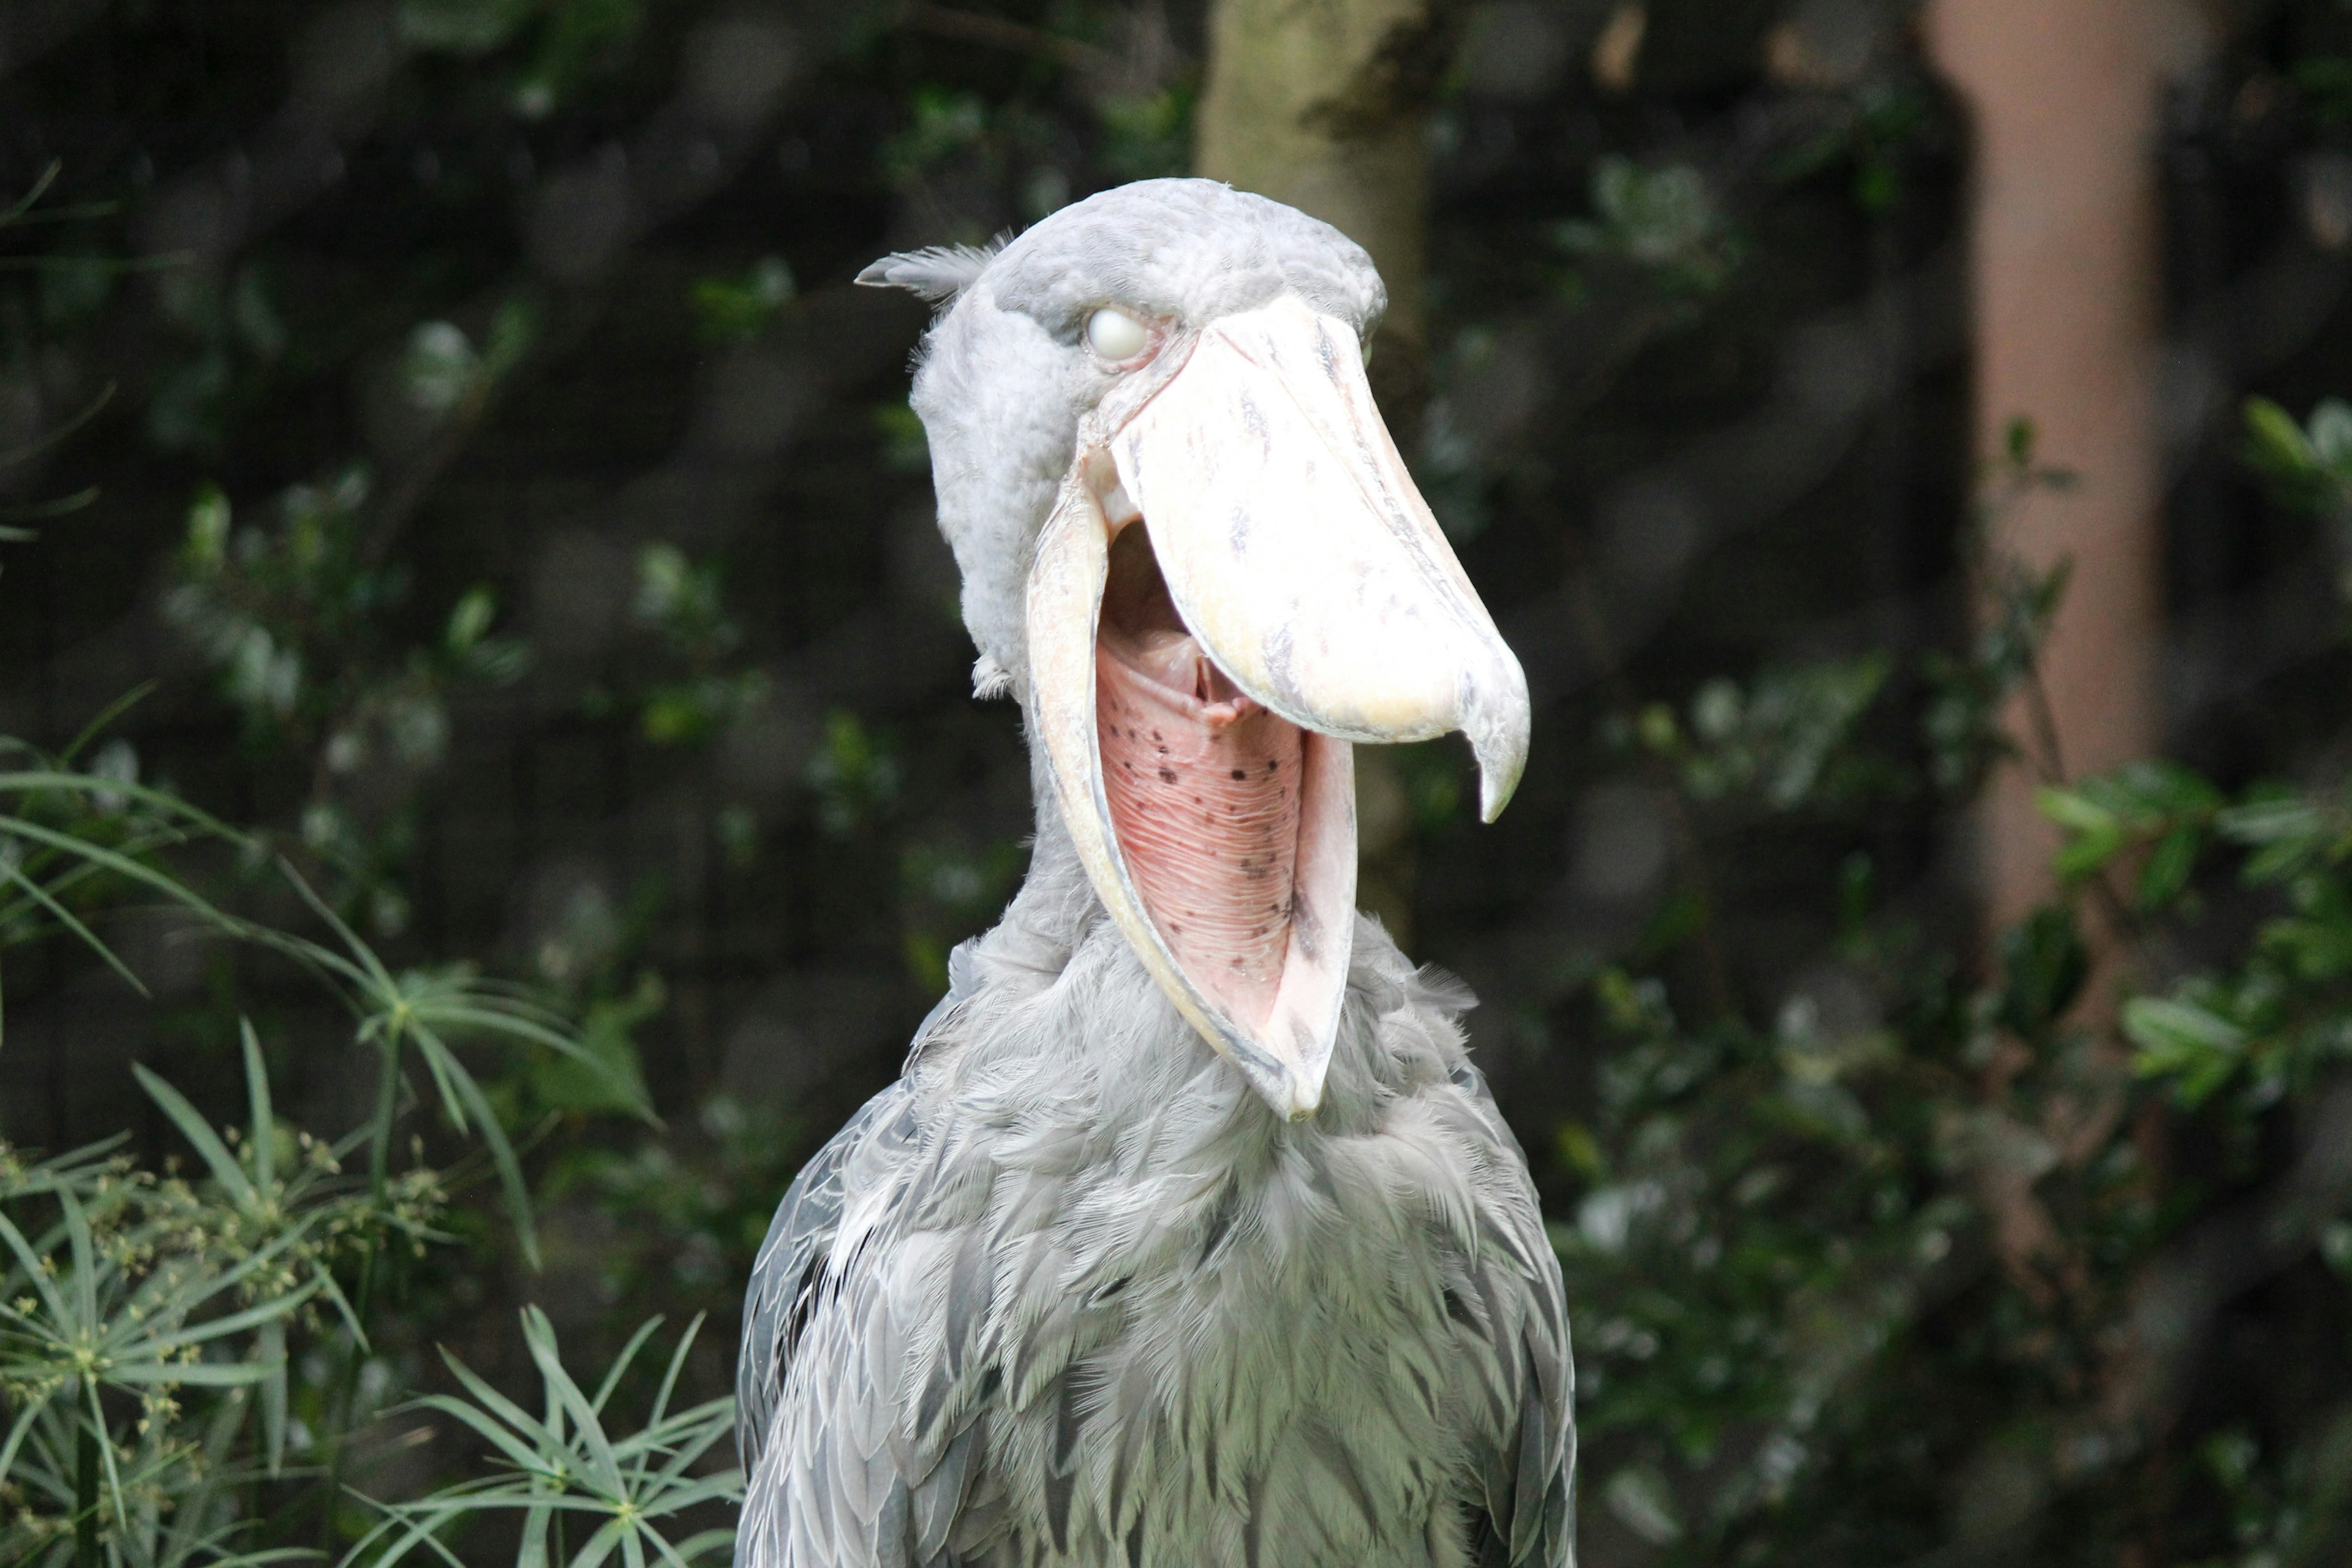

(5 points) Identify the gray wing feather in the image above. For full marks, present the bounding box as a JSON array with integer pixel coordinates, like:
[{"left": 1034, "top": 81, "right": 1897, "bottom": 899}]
[
  {"left": 1449, "top": 1061, "right": 1578, "bottom": 1568},
  {"left": 737, "top": 1080, "right": 911, "bottom": 1478},
  {"left": 740, "top": 974, "right": 997, "bottom": 1568},
  {"left": 739, "top": 965, "right": 976, "bottom": 1480}
]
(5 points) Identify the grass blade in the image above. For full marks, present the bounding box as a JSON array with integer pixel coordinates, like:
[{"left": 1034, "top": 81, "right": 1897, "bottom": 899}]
[
  {"left": 1, "top": 854, "right": 150, "bottom": 995},
  {"left": 590, "top": 1317, "right": 664, "bottom": 1417},
  {"left": 240, "top": 1019, "right": 276, "bottom": 1188},
  {"left": 433, "top": 1036, "right": 538, "bottom": 1267},
  {"left": 132, "top": 1062, "right": 257, "bottom": 1204}
]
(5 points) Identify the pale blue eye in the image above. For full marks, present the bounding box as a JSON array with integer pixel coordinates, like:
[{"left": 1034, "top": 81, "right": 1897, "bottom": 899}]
[{"left": 1087, "top": 306, "right": 1149, "bottom": 361}]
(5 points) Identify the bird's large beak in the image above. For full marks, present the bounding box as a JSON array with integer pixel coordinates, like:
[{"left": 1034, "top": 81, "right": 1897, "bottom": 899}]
[{"left": 1025, "top": 295, "right": 1529, "bottom": 1120}]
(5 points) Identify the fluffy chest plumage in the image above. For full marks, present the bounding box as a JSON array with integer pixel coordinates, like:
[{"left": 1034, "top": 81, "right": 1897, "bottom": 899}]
[
  {"left": 737, "top": 927, "right": 1574, "bottom": 1568},
  {"left": 929, "top": 1115, "right": 1484, "bottom": 1566}
]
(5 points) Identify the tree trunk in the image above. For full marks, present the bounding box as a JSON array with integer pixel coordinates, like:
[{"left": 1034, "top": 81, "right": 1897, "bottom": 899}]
[
  {"left": 1193, "top": 0, "right": 1458, "bottom": 431},
  {"left": 1923, "top": 0, "right": 2182, "bottom": 937},
  {"left": 1194, "top": 0, "right": 1463, "bottom": 943}
]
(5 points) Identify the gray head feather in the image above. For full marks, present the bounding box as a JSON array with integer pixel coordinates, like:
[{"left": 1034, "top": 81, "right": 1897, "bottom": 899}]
[
  {"left": 872, "top": 178, "right": 1386, "bottom": 699},
  {"left": 855, "top": 243, "right": 1003, "bottom": 302}
]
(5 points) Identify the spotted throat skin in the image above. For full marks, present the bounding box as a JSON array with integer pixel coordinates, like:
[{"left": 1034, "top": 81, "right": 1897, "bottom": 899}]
[{"left": 1096, "top": 624, "right": 1303, "bottom": 1035}]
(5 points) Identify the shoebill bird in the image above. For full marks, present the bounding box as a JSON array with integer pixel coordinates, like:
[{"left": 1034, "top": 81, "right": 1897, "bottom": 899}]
[{"left": 735, "top": 178, "right": 1573, "bottom": 1568}]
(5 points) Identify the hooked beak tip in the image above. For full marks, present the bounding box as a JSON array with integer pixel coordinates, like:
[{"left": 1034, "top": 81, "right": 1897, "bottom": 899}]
[
  {"left": 1476, "top": 737, "right": 1526, "bottom": 823},
  {"left": 1471, "top": 687, "right": 1531, "bottom": 824}
]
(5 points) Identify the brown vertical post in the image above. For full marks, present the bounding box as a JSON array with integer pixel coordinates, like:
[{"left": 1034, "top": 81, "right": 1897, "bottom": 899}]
[{"left": 1924, "top": 1, "right": 2177, "bottom": 936}]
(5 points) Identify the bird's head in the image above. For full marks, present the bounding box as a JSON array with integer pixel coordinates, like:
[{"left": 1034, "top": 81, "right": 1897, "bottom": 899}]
[{"left": 864, "top": 178, "right": 1528, "bottom": 1121}]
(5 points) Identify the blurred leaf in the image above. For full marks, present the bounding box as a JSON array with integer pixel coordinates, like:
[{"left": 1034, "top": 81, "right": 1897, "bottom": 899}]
[
  {"left": 2139, "top": 825, "right": 2204, "bottom": 911},
  {"left": 2297, "top": 55, "right": 2352, "bottom": 126},
  {"left": 805, "top": 711, "right": 901, "bottom": 836},
  {"left": 2125, "top": 994, "right": 2248, "bottom": 1106},
  {"left": 1647, "top": 655, "right": 1889, "bottom": 810},
  {"left": 444, "top": 585, "right": 497, "bottom": 654},
  {"left": 2245, "top": 395, "right": 2352, "bottom": 524},
  {"left": 401, "top": 320, "right": 480, "bottom": 416},
  {"left": 692, "top": 257, "right": 796, "bottom": 345},
  {"left": 1605, "top": 1464, "right": 1684, "bottom": 1545},
  {"left": 882, "top": 89, "right": 989, "bottom": 185},
  {"left": 398, "top": 0, "right": 538, "bottom": 53},
  {"left": 1995, "top": 907, "right": 2087, "bottom": 1042},
  {"left": 526, "top": 971, "right": 660, "bottom": 1117},
  {"left": 875, "top": 400, "right": 929, "bottom": 473},
  {"left": 1096, "top": 84, "right": 1194, "bottom": 181},
  {"left": 1557, "top": 157, "right": 1741, "bottom": 295}
]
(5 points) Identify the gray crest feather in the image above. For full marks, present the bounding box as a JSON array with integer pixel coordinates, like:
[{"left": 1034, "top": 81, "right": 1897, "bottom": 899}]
[{"left": 856, "top": 243, "right": 1002, "bottom": 301}]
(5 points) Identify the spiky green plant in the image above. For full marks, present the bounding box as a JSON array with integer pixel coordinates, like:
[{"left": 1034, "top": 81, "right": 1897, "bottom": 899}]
[
  {"left": 347, "top": 1308, "right": 739, "bottom": 1568},
  {"left": 0, "top": 1131, "right": 318, "bottom": 1568},
  {"left": 0, "top": 707, "right": 663, "bottom": 1567}
]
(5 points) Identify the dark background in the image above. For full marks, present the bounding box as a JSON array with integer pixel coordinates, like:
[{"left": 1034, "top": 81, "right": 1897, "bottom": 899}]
[{"left": 7, "top": 3, "right": 2352, "bottom": 1564}]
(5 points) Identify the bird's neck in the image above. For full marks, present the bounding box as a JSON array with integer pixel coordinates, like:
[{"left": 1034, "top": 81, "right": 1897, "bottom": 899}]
[
  {"left": 988, "top": 783, "right": 1103, "bottom": 972},
  {"left": 925, "top": 780, "right": 1456, "bottom": 1145}
]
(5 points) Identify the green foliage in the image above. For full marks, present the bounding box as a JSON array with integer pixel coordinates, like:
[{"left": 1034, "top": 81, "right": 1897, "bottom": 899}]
[
  {"left": 2245, "top": 396, "right": 2352, "bottom": 519},
  {"left": 1556, "top": 159, "right": 1742, "bottom": 295},
  {"left": 397, "top": 0, "right": 647, "bottom": 116},
  {"left": 0, "top": 692, "right": 649, "bottom": 1254},
  {"left": 549, "top": 1098, "right": 809, "bottom": 1316},
  {"left": 1771, "top": 80, "right": 1937, "bottom": 214},
  {"left": 0, "top": 1043, "right": 432, "bottom": 1568},
  {"left": 873, "top": 402, "right": 930, "bottom": 475},
  {"left": 689, "top": 260, "right": 796, "bottom": 347},
  {"left": 2, "top": 1098, "right": 717, "bottom": 1568},
  {"left": 900, "top": 839, "right": 1024, "bottom": 993},
  {"left": 2188, "top": 1419, "right": 2352, "bottom": 1567},
  {"left": 2245, "top": 396, "right": 2352, "bottom": 604},
  {"left": 622, "top": 548, "right": 768, "bottom": 750},
  {"left": 348, "top": 1309, "right": 737, "bottom": 1568},
  {"left": 0, "top": 707, "right": 689, "bottom": 1568},
  {"left": 878, "top": 86, "right": 1073, "bottom": 224},
  {"left": 2048, "top": 757, "right": 2352, "bottom": 1112},
  {"left": 804, "top": 712, "right": 901, "bottom": 838},
  {"left": 399, "top": 307, "right": 537, "bottom": 421},
  {"left": 260, "top": 896, "right": 645, "bottom": 1268},
  {"left": 1565, "top": 967, "right": 1962, "bottom": 1464},
  {"left": 0, "top": 718, "right": 244, "bottom": 1006},
  {"left": 164, "top": 476, "right": 530, "bottom": 934},
  {"left": 519, "top": 974, "right": 664, "bottom": 1121},
  {"left": 1616, "top": 656, "right": 1892, "bottom": 809},
  {"left": 1553, "top": 394, "right": 2352, "bottom": 1562},
  {"left": 2294, "top": 55, "right": 2352, "bottom": 127},
  {"left": 143, "top": 267, "right": 287, "bottom": 459},
  {"left": 880, "top": 89, "right": 993, "bottom": 189},
  {"left": 1920, "top": 420, "right": 2081, "bottom": 794},
  {"left": 1093, "top": 83, "right": 1195, "bottom": 181}
]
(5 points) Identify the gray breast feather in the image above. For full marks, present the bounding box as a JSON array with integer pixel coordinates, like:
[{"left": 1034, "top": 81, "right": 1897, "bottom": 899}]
[{"left": 734, "top": 970, "right": 1575, "bottom": 1568}]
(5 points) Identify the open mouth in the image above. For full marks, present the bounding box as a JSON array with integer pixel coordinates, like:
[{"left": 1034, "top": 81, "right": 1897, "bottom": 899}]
[
  {"left": 1096, "top": 522, "right": 1353, "bottom": 1044},
  {"left": 1022, "top": 295, "right": 1529, "bottom": 1120}
]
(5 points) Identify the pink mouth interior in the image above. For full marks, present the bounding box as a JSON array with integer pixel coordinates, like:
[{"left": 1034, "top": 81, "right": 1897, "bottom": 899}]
[{"left": 1096, "top": 522, "right": 1303, "bottom": 1033}]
